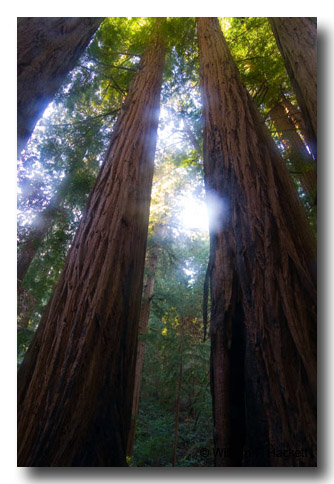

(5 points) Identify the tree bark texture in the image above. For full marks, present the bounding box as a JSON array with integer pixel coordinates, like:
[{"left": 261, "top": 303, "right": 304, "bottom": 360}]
[
  {"left": 269, "top": 18, "right": 317, "bottom": 158},
  {"left": 197, "top": 18, "right": 316, "bottom": 467},
  {"left": 269, "top": 102, "right": 317, "bottom": 206},
  {"left": 17, "top": 21, "right": 165, "bottom": 467},
  {"left": 126, "top": 225, "right": 163, "bottom": 457},
  {"left": 17, "top": 17, "right": 103, "bottom": 155}
]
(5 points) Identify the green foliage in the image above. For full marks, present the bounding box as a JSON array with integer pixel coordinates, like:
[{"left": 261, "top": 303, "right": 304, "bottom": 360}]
[
  {"left": 221, "top": 17, "right": 290, "bottom": 112},
  {"left": 17, "top": 326, "right": 35, "bottom": 367},
  {"left": 17, "top": 17, "right": 316, "bottom": 466},
  {"left": 133, "top": 312, "right": 213, "bottom": 467},
  {"left": 220, "top": 17, "right": 316, "bottom": 228},
  {"left": 132, "top": 181, "right": 211, "bottom": 465},
  {"left": 17, "top": 18, "right": 158, "bottom": 329}
]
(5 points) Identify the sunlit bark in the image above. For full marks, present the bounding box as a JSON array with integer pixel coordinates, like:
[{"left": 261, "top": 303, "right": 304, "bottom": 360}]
[{"left": 17, "top": 19, "right": 165, "bottom": 467}]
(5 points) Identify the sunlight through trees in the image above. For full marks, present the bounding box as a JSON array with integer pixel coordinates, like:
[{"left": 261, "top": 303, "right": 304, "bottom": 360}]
[{"left": 17, "top": 17, "right": 317, "bottom": 467}]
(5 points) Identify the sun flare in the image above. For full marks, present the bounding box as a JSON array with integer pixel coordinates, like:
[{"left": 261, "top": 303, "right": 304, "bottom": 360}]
[{"left": 180, "top": 195, "right": 209, "bottom": 232}]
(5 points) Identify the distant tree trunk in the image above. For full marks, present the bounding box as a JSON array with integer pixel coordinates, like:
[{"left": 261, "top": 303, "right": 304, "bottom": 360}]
[
  {"left": 17, "top": 19, "right": 165, "bottom": 467},
  {"left": 197, "top": 17, "right": 316, "bottom": 467},
  {"left": 269, "top": 102, "right": 317, "bottom": 205},
  {"left": 17, "top": 17, "right": 103, "bottom": 155},
  {"left": 269, "top": 17, "right": 317, "bottom": 158},
  {"left": 17, "top": 174, "right": 71, "bottom": 293},
  {"left": 181, "top": 113, "right": 202, "bottom": 154},
  {"left": 281, "top": 96, "right": 309, "bottom": 146},
  {"left": 172, "top": 327, "right": 184, "bottom": 467},
  {"left": 126, "top": 224, "right": 164, "bottom": 457}
]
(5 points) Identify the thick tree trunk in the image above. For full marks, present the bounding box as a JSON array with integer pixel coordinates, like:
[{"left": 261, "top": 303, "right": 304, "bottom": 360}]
[
  {"left": 17, "top": 17, "right": 103, "bottom": 155},
  {"left": 198, "top": 18, "right": 316, "bottom": 467},
  {"left": 126, "top": 225, "right": 163, "bottom": 457},
  {"left": 269, "top": 18, "right": 317, "bottom": 158},
  {"left": 269, "top": 102, "right": 317, "bottom": 205},
  {"left": 17, "top": 174, "right": 71, "bottom": 293},
  {"left": 17, "top": 20, "right": 165, "bottom": 467}
]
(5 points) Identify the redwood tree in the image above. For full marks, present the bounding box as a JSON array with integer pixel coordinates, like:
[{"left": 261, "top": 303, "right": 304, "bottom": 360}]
[
  {"left": 197, "top": 17, "right": 316, "bottom": 466},
  {"left": 269, "top": 17, "right": 317, "bottom": 158},
  {"left": 17, "top": 17, "right": 103, "bottom": 155},
  {"left": 17, "top": 19, "right": 165, "bottom": 467}
]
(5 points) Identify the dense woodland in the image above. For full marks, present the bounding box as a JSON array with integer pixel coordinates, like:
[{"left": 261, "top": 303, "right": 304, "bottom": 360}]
[{"left": 17, "top": 17, "right": 317, "bottom": 467}]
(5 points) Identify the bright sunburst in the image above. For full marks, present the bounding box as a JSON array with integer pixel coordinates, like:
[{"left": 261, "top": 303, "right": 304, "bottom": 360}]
[{"left": 179, "top": 194, "right": 209, "bottom": 233}]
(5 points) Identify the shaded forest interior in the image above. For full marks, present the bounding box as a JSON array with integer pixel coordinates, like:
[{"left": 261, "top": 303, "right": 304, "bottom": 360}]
[{"left": 17, "top": 17, "right": 316, "bottom": 467}]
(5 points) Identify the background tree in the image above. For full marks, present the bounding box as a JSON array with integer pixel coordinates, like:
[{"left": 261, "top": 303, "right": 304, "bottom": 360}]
[
  {"left": 269, "top": 17, "right": 317, "bottom": 158},
  {"left": 132, "top": 226, "right": 212, "bottom": 467},
  {"left": 127, "top": 223, "right": 165, "bottom": 457},
  {"left": 268, "top": 102, "right": 317, "bottom": 209},
  {"left": 17, "top": 17, "right": 104, "bottom": 154},
  {"left": 127, "top": 133, "right": 209, "bottom": 460},
  {"left": 221, "top": 17, "right": 316, "bottom": 222},
  {"left": 17, "top": 18, "right": 166, "bottom": 466},
  {"left": 197, "top": 17, "right": 316, "bottom": 466},
  {"left": 17, "top": 17, "right": 318, "bottom": 468},
  {"left": 17, "top": 17, "right": 145, "bottom": 334}
]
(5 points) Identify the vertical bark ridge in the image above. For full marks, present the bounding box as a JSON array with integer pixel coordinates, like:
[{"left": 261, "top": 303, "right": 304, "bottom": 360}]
[
  {"left": 198, "top": 17, "right": 316, "bottom": 466},
  {"left": 17, "top": 19, "right": 165, "bottom": 467}
]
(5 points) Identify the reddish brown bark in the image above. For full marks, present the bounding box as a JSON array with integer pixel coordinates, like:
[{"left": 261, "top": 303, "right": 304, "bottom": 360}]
[
  {"left": 17, "top": 20, "right": 165, "bottom": 467},
  {"left": 17, "top": 17, "right": 103, "bottom": 155},
  {"left": 269, "top": 102, "right": 317, "bottom": 205},
  {"left": 198, "top": 17, "right": 316, "bottom": 467},
  {"left": 269, "top": 18, "right": 317, "bottom": 158}
]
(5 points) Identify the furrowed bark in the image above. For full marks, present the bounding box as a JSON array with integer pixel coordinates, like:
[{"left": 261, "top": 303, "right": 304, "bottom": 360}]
[
  {"left": 17, "top": 19, "right": 165, "bottom": 467},
  {"left": 198, "top": 17, "right": 316, "bottom": 467},
  {"left": 269, "top": 17, "right": 317, "bottom": 159},
  {"left": 17, "top": 17, "right": 103, "bottom": 155}
]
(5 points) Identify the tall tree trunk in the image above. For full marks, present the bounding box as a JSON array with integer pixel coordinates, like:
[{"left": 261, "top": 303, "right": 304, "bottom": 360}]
[
  {"left": 269, "top": 17, "right": 317, "bottom": 158},
  {"left": 126, "top": 224, "right": 163, "bottom": 457},
  {"left": 17, "top": 19, "right": 165, "bottom": 467},
  {"left": 17, "top": 17, "right": 103, "bottom": 155},
  {"left": 269, "top": 102, "right": 317, "bottom": 205},
  {"left": 17, "top": 174, "right": 72, "bottom": 293},
  {"left": 197, "top": 17, "right": 316, "bottom": 467},
  {"left": 281, "top": 95, "right": 310, "bottom": 148}
]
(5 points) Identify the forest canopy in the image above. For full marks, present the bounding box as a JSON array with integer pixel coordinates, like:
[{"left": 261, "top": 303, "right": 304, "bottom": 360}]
[{"left": 16, "top": 17, "right": 317, "bottom": 467}]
